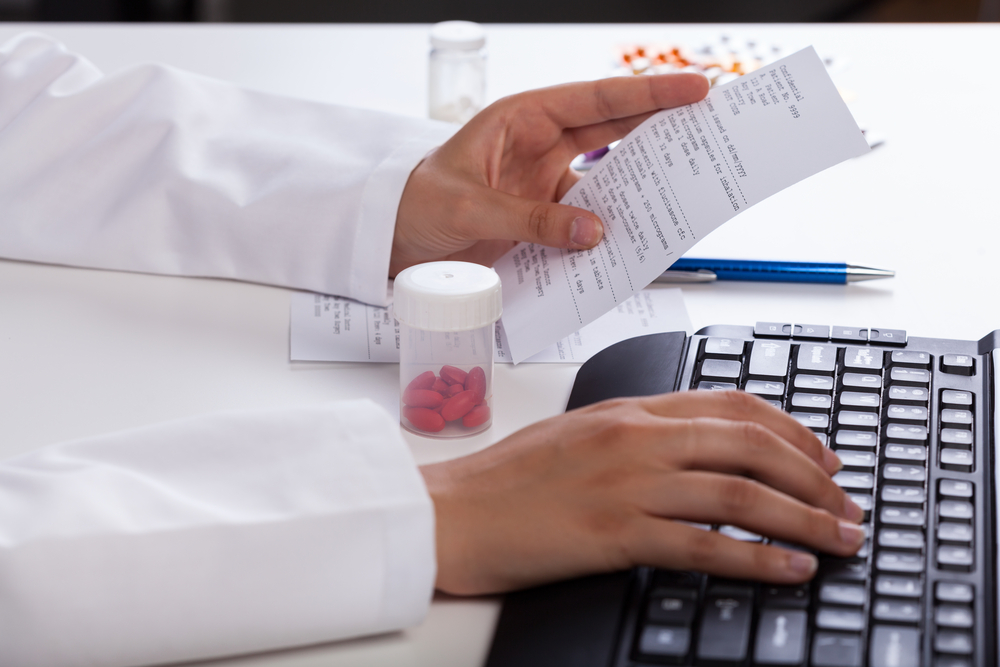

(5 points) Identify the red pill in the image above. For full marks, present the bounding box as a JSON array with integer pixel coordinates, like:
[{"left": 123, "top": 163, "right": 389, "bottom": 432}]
[
  {"left": 446, "top": 383, "right": 464, "bottom": 398},
  {"left": 406, "top": 371, "right": 436, "bottom": 392},
  {"left": 403, "top": 407, "right": 445, "bottom": 433},
  {"left": 464, "top": 366, "right": 487, "bottom": 404},
  {"left": 434, "top": 397, "right": 450, "bottom": 414},
  {"left": 441, "top": 390, "right": 477, "bottom": 422},
  {"left": 431, "top": 378, "right": 450, "bottom": 394},
  {"left": 402, "top": 388, "right": 444, "bottom": 409},
  {"left": 440, "top": 365, "right": 468, "bottom": 386},
  {"left": 462, "top": 404, "right": 491, "bottom": 428}
]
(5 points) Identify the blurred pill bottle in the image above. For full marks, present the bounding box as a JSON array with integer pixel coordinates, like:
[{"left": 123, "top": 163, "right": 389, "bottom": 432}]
[
  {"left": 428, "top": 20, "right": 486, "bottom": 124},
  {"left": 394, "top": 261, "right": 501, "bottom": 438}
]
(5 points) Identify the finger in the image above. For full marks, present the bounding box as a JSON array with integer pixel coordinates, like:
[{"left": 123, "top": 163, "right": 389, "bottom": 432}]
[
  {"left": 555, "top": 167, "right": 583, "bottom": 201},
  {"left": 638, "top": 390, "right": 841, "bottom": 475},
  {"left": 639, "top": 472, "right": 866, "bottom": 556},
  {"left": 625, "top": 519, "right": 820, "bottom": 584},
  {"left": 522, "top": 73, "right": 710, "bottom": 129},
  {"left": 567, "top": 110, "right": 658, "bottom": 156},
  {"left": 465, "top": 185, "right": 605, "bottom": 250},
  {"left": 655, "top": 419, "right": 861, "bottom": 522}
]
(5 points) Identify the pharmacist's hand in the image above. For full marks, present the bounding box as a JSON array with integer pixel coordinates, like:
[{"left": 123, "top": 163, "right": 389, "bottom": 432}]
[
  {"left": 390, "top": 73, "right": 709, "bottom": 276},
  {"left": 420, "top": 390, "right": 866, "bottom": 595}
]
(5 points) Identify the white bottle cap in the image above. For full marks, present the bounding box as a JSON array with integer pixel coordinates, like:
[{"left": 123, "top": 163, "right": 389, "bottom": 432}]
[
  {"left": 430, "top": 21, "right": 486, "bottom": 51},
  {"left": 393, "top": 261, "right": 502, "bottom": 332}
]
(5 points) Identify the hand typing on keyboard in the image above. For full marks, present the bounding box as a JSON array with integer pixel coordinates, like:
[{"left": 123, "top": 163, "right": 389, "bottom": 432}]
[{"left": 420, "top": 390, "right": 866, "bottom": 596}]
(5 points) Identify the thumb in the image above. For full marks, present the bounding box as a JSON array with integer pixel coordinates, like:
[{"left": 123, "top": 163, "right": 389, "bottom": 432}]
[{"left": 476, "top": 187, "right": 605, "bottom": 250}]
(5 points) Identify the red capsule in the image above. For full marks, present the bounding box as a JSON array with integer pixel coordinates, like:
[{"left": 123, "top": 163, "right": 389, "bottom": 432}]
[
  {"left": 441, "top": 390, "right": 477, "bottom": 422},
  {"left": 446, "top": 383, "right": 464, "bottom": 398},
  {"left": 440, "top": 365, "right": 468, "bottom": 386},
  {"left": 403, "top": 407, "right": 445, "bottom": 433},
  {"left": 464, "top": 366, "right": 487, "bottom": 404},
  {"left": 402, "top": 388, "right": 444, "bottom": 409},
  {"left": 431, "top": 378, "right": 450, "bottom": 394},
  {"left": 434, "top": 397, "right": 450, "bottom": 414},
  {"left": 405, "top": 371, "right": 436, "bottom": 392},
  {"left": 462, "top": 404, "right": 490, "bottom": 428}
]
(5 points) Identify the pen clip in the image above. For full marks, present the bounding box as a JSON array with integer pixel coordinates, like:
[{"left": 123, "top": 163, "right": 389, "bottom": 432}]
[{"left": 653, "top": 269, "right": 717, "bottom": 284}]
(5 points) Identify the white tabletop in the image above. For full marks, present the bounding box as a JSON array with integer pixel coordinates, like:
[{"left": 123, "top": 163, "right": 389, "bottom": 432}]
[{"left": 1, "top": 22, "right": 998, "bottom": 667}]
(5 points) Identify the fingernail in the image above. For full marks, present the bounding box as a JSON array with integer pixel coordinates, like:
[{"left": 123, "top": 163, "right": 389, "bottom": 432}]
[
  {"left": 843, "top": 495, "right": 865, "bottom": 523},
  {"left": 839, "top": 521, "right": 866, "bottom": 547},
  {"left": 788, "top": 552, "right": 817, "bottom": 576},
  {"left": 570, "top": 217, "right": 603, "bottom": 248},
  {"left": 822, "top": 447, "right": 843, "bottom": 474}
]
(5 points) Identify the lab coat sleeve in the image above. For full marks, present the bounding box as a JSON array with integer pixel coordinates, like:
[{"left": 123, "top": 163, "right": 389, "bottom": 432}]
[
  {"left": 0, "top": 401, "right": 436, "bottom": 667},
  {"left": 0, "top": 32, "right": 457, "bottom": 306}
]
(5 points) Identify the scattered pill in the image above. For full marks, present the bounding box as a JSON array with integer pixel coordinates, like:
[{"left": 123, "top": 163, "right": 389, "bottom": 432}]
[
  {"left": 405, "top": 370, "right": 437, "bottom": 392},
  {"left": 402, "top": 388, "right": 444, "bottom": 409},
  {"left": 441, "top": 390, "right": 477, "bottom": 422},
  {"left": 440, "top": 365, "right": 469, "bottom": 386},
  {"left": 462, "top": 405, "right": 490, "bottom": 428},
  {"left": 403, "top": 407, "right": 445, "bottom": 433}
]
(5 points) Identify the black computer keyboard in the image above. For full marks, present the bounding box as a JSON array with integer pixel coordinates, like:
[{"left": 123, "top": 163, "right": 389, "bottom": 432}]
[{"left": 486, "top": 323, "right": 997, "bottom": 667}]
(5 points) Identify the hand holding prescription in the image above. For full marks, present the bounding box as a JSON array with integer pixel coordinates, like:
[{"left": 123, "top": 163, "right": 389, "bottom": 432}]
[{"left": 390, "top": 73, "right": 710, "bottom": 276}]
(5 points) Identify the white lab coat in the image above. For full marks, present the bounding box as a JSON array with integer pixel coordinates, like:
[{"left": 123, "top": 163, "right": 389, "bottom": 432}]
[{"left": 0, "top": 33, "right": 458, "bottom": 667}]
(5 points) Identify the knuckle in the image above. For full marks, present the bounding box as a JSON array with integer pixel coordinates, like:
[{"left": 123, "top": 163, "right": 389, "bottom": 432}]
[
  {"left": 527, "top": 203, "right": 559, "bottom": 243},
  {"left": 719, "top": 477, "right": 760, "bottom": 515},
  {"left": 683, "top": 528, "right": 723, "bottom": 567}
]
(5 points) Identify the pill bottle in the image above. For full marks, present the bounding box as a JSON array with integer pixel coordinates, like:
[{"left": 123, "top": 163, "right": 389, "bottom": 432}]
[
  {"left": 428, "top": 20, "right": 486, "bottom": 125},
  {"left": 393, "top": 261, "right": 501, "bottom": 438}
]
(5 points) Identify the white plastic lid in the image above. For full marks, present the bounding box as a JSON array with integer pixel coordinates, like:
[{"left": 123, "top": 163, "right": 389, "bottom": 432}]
[
  {"left": 430, "top": 21, "right": 486, "bottom": 51},
  {"left": 393, "top": 261, "right": 502, "bottom": 332}
]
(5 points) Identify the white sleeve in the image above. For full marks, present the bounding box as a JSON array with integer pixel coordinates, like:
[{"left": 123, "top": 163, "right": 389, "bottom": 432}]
[
  {"left": 0, "top": 401, "right": 435, "bottom": 667},
  {"left": 0, "top": 33, "right": 457, "bottom": 306}
]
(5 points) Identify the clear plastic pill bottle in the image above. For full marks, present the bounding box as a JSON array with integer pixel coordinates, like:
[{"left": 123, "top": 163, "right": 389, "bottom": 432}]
[
  {"left": 428, "top": 20, "right": 486, "bottom": 125},
  {"left": 393, "top": 261, "right": 501, "bottom": 438}
]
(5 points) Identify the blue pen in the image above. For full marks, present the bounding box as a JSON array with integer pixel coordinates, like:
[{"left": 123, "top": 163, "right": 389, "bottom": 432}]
[{"left": 654, "top": 258, "right": 895, "bottom": 284}]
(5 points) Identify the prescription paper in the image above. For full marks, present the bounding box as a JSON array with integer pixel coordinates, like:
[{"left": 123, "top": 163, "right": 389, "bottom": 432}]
[
  {"left": 496, "top": 46, "right": 870, "bottom": 363},
  {"left": 289, "top": 288, "right": 691, "bottom": 364}
]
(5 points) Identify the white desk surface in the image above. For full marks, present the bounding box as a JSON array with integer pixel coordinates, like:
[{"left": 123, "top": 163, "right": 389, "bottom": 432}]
[{"left": 1, "top": 21, "right": 998, "bottom": 667}]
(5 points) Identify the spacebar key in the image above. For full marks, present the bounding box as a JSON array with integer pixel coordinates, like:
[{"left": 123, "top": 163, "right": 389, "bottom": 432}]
[
  {"left": 749, "top": 340, "right": 791, "bottom": 378},
  {"left": 869, "top": 626, "right": 920, "bottom": 667}
]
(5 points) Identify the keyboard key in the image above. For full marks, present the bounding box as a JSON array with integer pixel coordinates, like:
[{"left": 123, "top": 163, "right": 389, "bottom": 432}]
[
  {"left": 882, "top": 485, "right": 926, "bottom": 505},
  {"left": 761, "top": 584, "right": 810, "bottom": 609},
  {"left": 793, "top": 374, "right": 834, "bottom": 392},
  {"left": 748, "top": 340, "right": 791, "bottom": 379},
  {"left": 934, "top": 658, "right": 973, "bottom": 667},
  {"left": 753, "top": 609, "right": 807, "bottom": 665},
  {"left": 697, "top": 381, "right": 738, "bottom": 391},
  {"left": 703, "top": 337, "right": 744, "bottom": 359},
  {"left": 793, "top": 324, "right": 830, "bottom": 340},
  {"left": 791, "top": 412, "right": 829, "bottom": 430},
  {"left": 891, "top": 349, "right": 931, "bottom": 367},
  {"left": 838, "top": 391, "right": 880, "bottom": 410},
  {"left": 844, "top": 346, "right": 883, "bottom": 370},
  {"left": 833, "top": 471, "right": 874, "bottom": 490},
  {"left": 939, "top": 479, "right": 974, "bottom": 499},
  {"left": 718, "top": 525, "right": 763, "bottom": 542},
  {"left": 941, "top": 449, "right": 973, "bottom": 472},
  {"left": 880, "top": 506, "right": 925, "bottom": 527},
  {"left": 754, "top": 322, "right": 790, "bottom": 338},
  {"left": 745, "top": 379, "right": 785, "bottom": 396},
  {"left": 885, "top": 424, "right": 928, "bottom": 442},
  {"left": 938, "top": 545, "right": 974, "bottom": 571},
  {"left": 700, "top": 359, "right": 742, "bottom": 380},
  {"left": 883, "top": 464, "right": 926, "bottom": 483},
  {"left": 940, "top": 409, "right": 973, "bottom": 426},
  {"left": 835, "top": 450, "right": 875, "bottom": 469},
  {"left": 939, "top": 500, "right": 973, "bottom": 521},
  {"left": 886, "top": 405, "right": 929, "bottom": 423},
  {"left": 878, "top": 528, "right": 924, "bottom": 550},
  {"left": 811, "top": 632, "right": 863, "bottom": 667},
  {"left": 890, "top": 367, "right": 931, "bottom": 384},
  {"left": 873, "top": 599, "right": 922, "bottom": 623},
  {"left": 841, "top": 372, "right": 881, "bottom": 390},
  {"left": 870, "top": 328, "right": 907, "bottom": 345},
  {"left": 848, "top": 493, "right": 873, "bottom": 513},
  {"left": 696, "top": 588, "right": 753, "bottom": 662},
  {"left": 870, "top": 626, "right": 920, "bottom": 667},
  {"left": 796, "top": 343, "right": 837, "bottom": 373},
  {"left": 819, "top": 583, "right": 866, "bottom": 606},
  {"left": 875, "top": 575, "right": 922, "bottom": 598},
  {"left": 936, "top": 582, "right": 973, "bottom": 603},
  {"left": 837, "top": 411, "right": 879, "bottom": 429},
  {"left": 938, "top": 522, "right": 974, "bottom": 543},
  {"left": 646, "top": 588, "right": 698, "bottom": 625},
  {"left": 888, "top": 386, "right": 930, "bottom": 403},
  {"left": 815, "top": 607, "right": 865, "bottom": 631},
  {"left": 791, "top": 392, "right": 832, "bottom": 410},
  {"left": 821, "top": 558, "right": 867, "bottom": 582},
  {"left": 876, "top": 551, "right": 924, "bottom": 573},
  {"left": 935, "top": 605, "right": 974, "bottom": 628},
  {"left": 941, "top": 429, "right": 973, "bottom": 447},
  {"left": 835, "top": 430, "right": 877, "bottom": 448},
  {"left": 941, "top": 390, "right": 973, "bottom": 408},
  {"left": 884, "top": 444, "right": 927, "bottom": 462},
  {"left": 934, "top": 630, "right": 973, "bottom": 655},
  {"left": 831, "top": 326, "right": 868, "bottom": 342},
  {"left": 941, "top": 353, "right": 975, "bottom": 376},
  {"left": 639, "top": 625, "right": 690, "bottom": 657}
]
